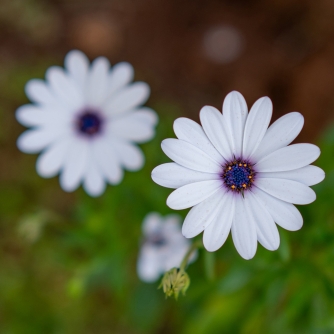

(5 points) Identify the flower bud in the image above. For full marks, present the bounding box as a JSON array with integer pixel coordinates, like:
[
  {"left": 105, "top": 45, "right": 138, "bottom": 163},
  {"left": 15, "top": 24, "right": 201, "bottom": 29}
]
[{"left": 159, "top": 267, "right": 190, "bottom": 300}]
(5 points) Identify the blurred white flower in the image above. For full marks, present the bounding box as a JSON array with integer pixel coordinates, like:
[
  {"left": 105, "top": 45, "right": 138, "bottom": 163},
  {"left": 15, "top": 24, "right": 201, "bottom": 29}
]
[
  {"left": 16, "top": 50, "right": 158, "bottom": 196},
  {"left": 152, "top": 91, "right": 325, "bottom": 259},
  {"left": 137, "top": 212, "right": 196, "bottom": 283},
  {"left": 203, "top": 25, "right": 244, "bottom": 64}
]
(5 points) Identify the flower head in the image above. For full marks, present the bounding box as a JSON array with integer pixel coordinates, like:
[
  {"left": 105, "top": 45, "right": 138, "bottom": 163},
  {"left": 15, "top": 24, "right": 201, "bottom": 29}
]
[
  {"left": 159, "top": 267, "right": 190, "bottom": 299},
  {"left": 16, "top": 50, "right": 158, "bottom": 196},
  {"left": 152, "top": 91, "right": 325, "bottom": 259},
  {"left": 137, "top": 212, "right": 196, "bottom": 282}
]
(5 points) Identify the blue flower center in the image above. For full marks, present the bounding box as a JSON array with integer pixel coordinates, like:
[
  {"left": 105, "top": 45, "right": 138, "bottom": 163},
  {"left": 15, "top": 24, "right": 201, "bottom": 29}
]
[
  {"left": 222, "top": 160, "right": 255, "bottom": 192},
  {"left": 77, "top": 112, "right": 102, "bottom": 136},
  {"left": 148, "top": 234, "right": 167, "bottom": 247}
]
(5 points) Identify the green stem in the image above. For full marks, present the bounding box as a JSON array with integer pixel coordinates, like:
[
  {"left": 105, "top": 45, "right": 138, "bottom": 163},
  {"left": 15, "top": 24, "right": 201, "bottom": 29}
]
[{"left": 180, "top": 240, "right": 202, "bottom": 271}]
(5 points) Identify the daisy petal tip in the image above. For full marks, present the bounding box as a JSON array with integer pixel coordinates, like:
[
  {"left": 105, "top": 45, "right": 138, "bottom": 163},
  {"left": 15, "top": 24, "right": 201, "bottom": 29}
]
[
  {"left": 200, "top": 105, "right": 212, "bottom": 111},
  {"left": 87, "top": 190, "right": 103, "bottom": 198},
  {"left": 225, "top": 90, "right": 245, "bottom": 103},
  {"left": 64, "top": 49, "right": 87, "bottom": 63},
  {"left": 35, "top": 160, "right": 53, "bottom": 179},
  {"left": 166, "top": 197, "right": 179, "bottom": 210},
  {"left": 109, "top": 174, "right": 124, "bottom": 186},
  {"left": 161, "top": 138, "right": 174, "bottom": 152},
  {"left": 240, "top": 252, "right": 256, "bottom": 260},
  {"left": 114, "top": 61, "right": 134, "bottom": 74},
  {"left": 181, "top": 226, "right": 196, "bottom": 239},
  {"left": 292, "top": 221, "right": 303, "bottom": 231},
  {"left": 137, "top": 81, "right": 151, "bottom": 96},
  {"left": 228, "top": 90, "right": 241, "bottom": 96},
  {"left": 59, "top": 183, "right": 75, "bottom": 194},
  {"left": 151, "top": 168, "right": 159, "bottom": 184},
  {"left": 263, "top": 238, "right": 280, "bottom": 251},
  {"left": 24, "top": 79, "right": 42, "bottom": 100},
  {"left": 272, "top": 243, "right": 280, "bottom": 251},
  {"left": 16, "top": 133, "right": 32, "bottom": 153},
  {"left": 173, "top": 117, "right": 185, "bottom": 133},
  {"left": 203, "top": 243, "right": 221, "bottom": 253},
  {"left": 148, "top": 110, "right": 159, "bottom": 126},
  {"left": 261, "top": 96, "right": 273, "bottom": 108},
  {"left": 292, "top": 111, "right": 305, "bottom": 126},
  {"left": 15, "top": 105, "right": 28, "bottom": 124}
]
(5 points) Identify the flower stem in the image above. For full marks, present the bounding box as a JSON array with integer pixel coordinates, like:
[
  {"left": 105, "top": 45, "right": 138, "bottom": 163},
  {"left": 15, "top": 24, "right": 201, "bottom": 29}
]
[{"left": 180, "top": 240, "right": 202, "bottom": 271}]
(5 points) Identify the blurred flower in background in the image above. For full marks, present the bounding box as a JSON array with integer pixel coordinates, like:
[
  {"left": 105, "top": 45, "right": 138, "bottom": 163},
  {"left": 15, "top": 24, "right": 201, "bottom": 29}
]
[
  {"left": 202, "top": 25, "right": 244, "bottom": 64},
  {"left": 16, "top": 50, "right": 158, "bottom": 196},
  {"left": 137, "top": 212, "right": 196, "bottom": 283},
  {"left": 153, "top": 91, "right": 324, "bottom": 259}
]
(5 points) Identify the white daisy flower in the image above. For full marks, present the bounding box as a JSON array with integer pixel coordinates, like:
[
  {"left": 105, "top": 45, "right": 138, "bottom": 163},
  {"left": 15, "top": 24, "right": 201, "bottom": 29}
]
[
  {"left": 16, "top": 50, "right": 158, "bottom": 196},
  {"left": 152, "top": 91, "right": 325, "bottom": 259},
  {"left": 137, "top": 212, "right": 196, "bottom": 283}
]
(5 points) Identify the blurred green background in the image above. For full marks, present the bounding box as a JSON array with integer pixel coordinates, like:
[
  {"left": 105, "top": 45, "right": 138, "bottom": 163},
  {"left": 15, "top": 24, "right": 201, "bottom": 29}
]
[{"left": 1, "top": 0, "right": 334, "bottom": 333}]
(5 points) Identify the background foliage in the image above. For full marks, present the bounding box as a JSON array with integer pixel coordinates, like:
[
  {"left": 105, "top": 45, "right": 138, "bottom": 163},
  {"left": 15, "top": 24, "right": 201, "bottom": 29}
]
[{"left": 0, "top": 0, "right": 334, "bottom": 333}]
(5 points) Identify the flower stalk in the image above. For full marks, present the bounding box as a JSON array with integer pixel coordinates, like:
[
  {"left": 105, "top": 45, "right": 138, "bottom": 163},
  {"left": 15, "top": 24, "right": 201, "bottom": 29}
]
[{"left": 159, "top": 240, "right": 202, "bottom": 299}]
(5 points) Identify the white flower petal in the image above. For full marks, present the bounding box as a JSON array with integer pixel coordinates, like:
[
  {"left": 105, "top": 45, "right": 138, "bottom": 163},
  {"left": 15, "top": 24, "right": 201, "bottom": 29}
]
[
  {"left": 242, "top": 97, "right": 272, "bottom": 159},
  {"left": 231, "top": 195, "right": 257, "bottom": 260},
  {"left": 199, "top": 106, "right": 234, "bottom": 161},
  {"left": 46, "top": 66, "right": 83, "bottom": 110},
  {"left": 255, "top": 178, "right": 316, "bottom": 205},
  {"left": 257, "top": 165, "right": 325, "bottom": 186},
  {"left": 163, "top": 214, "right": 182, "bottom": 234},
  {"left": 16, "top": 104, "right": 50, "bottom": 127},
  {"left": 118, "top": 107, "right": 158, "bottom": 126},
  {"left": 108, "top": 62, "right": 134, "bottom": 95},
  {"left": 36, "top": 139, "right": 70, "bottom": 178},
  {"left": 174, "top": 117, "right": 223, "bottom": 163},
  {"left": 203, "top": 193, "right": 234, "bottom": 252},
  {"left": 25, "top": 79, "right": 57, "bottom": 105},
  {"left": 113, "top": 140, "right": 144, "bottom": 171},
  {"left": 167, "top": 180, "right": 222, "bottom": 210},
  {"left": 64, "top": 50, "right": 89, "bottom": 91},
  {"left": 86, "top": 57, "right": 110, "bottom": 106},
  {"left": 182, "top": 190, "right": 226, "bottom": 238},
  {"left": 252, "top": 112, "right": 304, "bottom": 162},
  {"left": 137, "top": 247, "right": 162, "bottom": 282},
  {"left": 109, "top": 117, "right": 155, "bottom": 143},
  {"left": 142, "top": 212, "right": 162, "bottom": 235},
  {"left": 161, "top": 139, "right": 222, "bottom": 174},
  {"left": 83, "top": 159, "right": 106, "bottom": 197},
  {"left": 104, "top": 82, "right": 150, "bottom": 117},
  {"left": 223, "top": 91, "right": 248, "bottom": 157},
  {"left": 16, "top": 104, "right": 69, "bottom": 127},
  {"left": 17, "top": 127, "right": 67, "bottom": 153},
  {"left": 152, "top": 163, "right": 219, "bottom": 189},
  {"left": 252, "top": 186, "right": 303, "bottom": 231},
  {"left": 247, "top": 192, "right": 280, "bottom": 251},
  {"left": 255, "top": 144, "right": 320, "bottom": 172},
  {"left": 92, "top": 137, "right": 123, "bottom": 185},
  {"left": 59, "top": 139, "right": 89, "bottom": 192},
  {"left": 163, "top": 243, "right": 190, "bottom": 271}
]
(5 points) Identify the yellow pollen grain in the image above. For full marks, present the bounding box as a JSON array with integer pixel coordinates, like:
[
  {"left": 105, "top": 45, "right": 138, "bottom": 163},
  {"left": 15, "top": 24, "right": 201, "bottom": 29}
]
[
  {"left": 248, "top": 175, "right": 252, "bottom": 179},
  {"left": 244, "top": 164, "right": 247, "bottom": 167},
  {"left": 231, "top": 185, "right": 235, "bottom": 189},
  {"left": 242, "top": 184, "right": 247, "bottom": 188},
  {"left": 228, "top": 167, "right": 232, "bottom": 170},
  {"left": 239, "top": 163, "right": 242, "bottom": 166}
]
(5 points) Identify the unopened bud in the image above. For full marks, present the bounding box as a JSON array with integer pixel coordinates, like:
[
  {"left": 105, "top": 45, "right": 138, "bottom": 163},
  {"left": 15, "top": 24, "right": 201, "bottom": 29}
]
[{"left": 159, "top": 267, "right": 190, "bottom": 300}]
